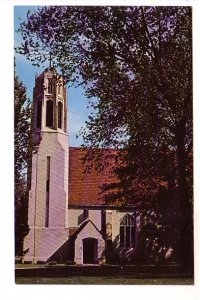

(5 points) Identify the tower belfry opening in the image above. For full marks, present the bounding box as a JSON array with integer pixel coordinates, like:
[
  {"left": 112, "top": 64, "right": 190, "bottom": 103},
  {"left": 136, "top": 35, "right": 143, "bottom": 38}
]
[{"left": 46, "top": 100, "right": 53, "bottom": 127}]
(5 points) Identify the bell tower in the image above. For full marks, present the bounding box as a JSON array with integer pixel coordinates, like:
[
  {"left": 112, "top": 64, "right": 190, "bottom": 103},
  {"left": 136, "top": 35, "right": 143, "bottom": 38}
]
[{"left": 23, "top": 67, "right": 69, "bottom": 263}]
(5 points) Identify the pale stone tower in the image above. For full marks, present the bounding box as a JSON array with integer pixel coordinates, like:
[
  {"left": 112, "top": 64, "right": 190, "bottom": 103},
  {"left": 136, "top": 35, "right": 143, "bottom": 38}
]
[{"left": 23, "top": 67, "right": 69, "bottom": 263}]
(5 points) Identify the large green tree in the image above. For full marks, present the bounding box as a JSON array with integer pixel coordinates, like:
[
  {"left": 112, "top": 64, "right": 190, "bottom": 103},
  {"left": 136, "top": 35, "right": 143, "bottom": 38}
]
[
  {"left": 14, "top": 66, "right": 31, "bottom": 257},
  {"left": 16, "top": 6, "right": 193, "bottom": 270}
]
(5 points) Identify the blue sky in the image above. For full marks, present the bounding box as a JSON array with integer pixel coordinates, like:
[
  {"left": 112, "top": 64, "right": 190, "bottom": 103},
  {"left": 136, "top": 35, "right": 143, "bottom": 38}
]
[{"left": 14, "top": 5, "right": 93, "bottom": 147}]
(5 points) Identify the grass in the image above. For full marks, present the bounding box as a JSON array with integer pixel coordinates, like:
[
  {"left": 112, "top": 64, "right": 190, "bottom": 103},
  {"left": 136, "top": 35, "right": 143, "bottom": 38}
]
[
  {"left": 15, "top": 263, "right": 194, "bottom": 285},
  {"left": 15, "top": 263, "right": 47, "bottom": 268},
  {"left": 15, "top": 276, "right": 194, "bottom": 285}
]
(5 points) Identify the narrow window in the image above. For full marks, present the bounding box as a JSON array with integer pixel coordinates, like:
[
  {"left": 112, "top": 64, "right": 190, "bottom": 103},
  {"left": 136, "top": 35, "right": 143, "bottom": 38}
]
[
  {"left": 45, "top": 156, "right": 50, "bottom": 227},
  {"left": 131, "top": 226, "right": 135, "bottom": 246},
  {"left": 126, "top": 226, "right": 131, "bottom": 247},
  {"left": 120, "top": 214, "right": 135, "bottom": 248},
  {"left": 46, "top": 100, "right": 53, "bottom": 127},
  {"left": 58, "top": 102, "right": 63, "bottom": 129},
  {"left": 58, "top": 83, "right": 62, "bottom": 95},
  {"left": 38, "top": 80, "right": 43, "bottom": 94},
  {"left": 36, "top": 80, "right": 42, "bottom": 94},
  {"left": 48, "top": 79, "right": 53, "bottom": 94},
  {"left": 36, "top": 101, "right": 42, "bottom": 129}
]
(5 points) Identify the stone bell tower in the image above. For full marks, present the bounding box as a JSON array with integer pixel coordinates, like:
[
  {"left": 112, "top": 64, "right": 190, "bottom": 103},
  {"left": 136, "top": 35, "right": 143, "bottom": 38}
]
[{"left": 23, "top": 67, "right": 69, "bottom": 263}]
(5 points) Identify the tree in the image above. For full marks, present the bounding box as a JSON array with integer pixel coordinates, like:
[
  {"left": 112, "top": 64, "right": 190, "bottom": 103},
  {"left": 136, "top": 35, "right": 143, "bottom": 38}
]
[
  {"left": 16, "top": 6, "right": 193, "bottom": 271},
  {"left": 14, "top": 65, "right": 31, "bottom": 257}
]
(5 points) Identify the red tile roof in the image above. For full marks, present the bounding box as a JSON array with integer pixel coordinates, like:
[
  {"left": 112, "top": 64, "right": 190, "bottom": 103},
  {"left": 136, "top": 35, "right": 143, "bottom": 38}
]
[{"left": 68, "top": 147, "right": 118, "bottom": 206}]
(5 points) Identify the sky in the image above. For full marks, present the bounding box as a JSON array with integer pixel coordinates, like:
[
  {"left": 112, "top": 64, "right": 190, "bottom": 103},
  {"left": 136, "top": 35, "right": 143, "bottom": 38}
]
[{"left": 14, "top": 5, "right": 94, "bottom": 147}]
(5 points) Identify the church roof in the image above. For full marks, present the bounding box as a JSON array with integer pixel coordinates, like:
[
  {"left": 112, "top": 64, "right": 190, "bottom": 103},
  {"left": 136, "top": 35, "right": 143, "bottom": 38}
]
[{"left": 68, "top": 147, "right": 118, "bottom": 206}]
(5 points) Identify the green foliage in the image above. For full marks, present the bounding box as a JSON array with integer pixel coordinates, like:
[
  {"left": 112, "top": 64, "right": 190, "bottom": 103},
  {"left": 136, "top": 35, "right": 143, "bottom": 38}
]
[
  {"left": 14, "top": 66, "right": 31, "bottom": 256},
  {"left": 16, "top": 6, "right": 193, "bottom": 269}
]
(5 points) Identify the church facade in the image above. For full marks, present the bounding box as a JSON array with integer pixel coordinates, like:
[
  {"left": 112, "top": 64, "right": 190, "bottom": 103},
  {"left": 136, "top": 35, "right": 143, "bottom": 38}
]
[{"left": 23, "top": 67, "right": 143, "bottom": 264}]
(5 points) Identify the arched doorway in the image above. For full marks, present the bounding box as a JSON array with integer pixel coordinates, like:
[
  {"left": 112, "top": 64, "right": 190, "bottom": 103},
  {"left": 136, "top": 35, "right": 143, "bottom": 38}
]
[{"left": 82, "top": 238, "right": 98, "bottom": 264}]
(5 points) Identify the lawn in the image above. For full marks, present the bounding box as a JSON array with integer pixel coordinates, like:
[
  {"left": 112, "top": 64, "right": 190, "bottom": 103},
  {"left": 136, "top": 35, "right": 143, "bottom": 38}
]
[{"left": 15, "top": 276, "right": 193, "bottom": 285}]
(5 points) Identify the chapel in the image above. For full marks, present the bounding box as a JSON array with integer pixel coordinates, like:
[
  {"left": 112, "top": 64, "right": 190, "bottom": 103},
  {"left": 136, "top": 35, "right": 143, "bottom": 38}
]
[{"left": 23, "top": 67, "right": 142, "bottom": 264}]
